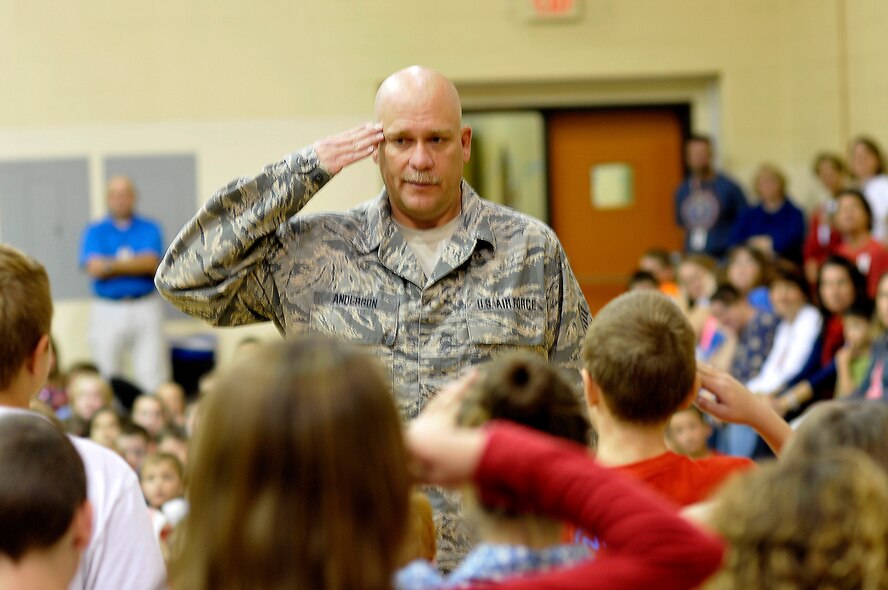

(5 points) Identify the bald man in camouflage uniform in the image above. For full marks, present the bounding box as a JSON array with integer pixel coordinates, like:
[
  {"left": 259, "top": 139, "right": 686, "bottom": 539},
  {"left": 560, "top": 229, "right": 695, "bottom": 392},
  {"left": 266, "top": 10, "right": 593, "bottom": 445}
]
[{"left": 156, "top": 66, "right": 590, "bottom": 570}]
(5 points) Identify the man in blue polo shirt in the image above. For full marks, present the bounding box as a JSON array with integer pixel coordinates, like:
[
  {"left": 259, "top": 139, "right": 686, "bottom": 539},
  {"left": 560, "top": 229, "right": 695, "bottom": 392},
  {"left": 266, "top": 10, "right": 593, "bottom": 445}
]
[{"left": 80, "top": 176, "right": 169, "bottom": 393}]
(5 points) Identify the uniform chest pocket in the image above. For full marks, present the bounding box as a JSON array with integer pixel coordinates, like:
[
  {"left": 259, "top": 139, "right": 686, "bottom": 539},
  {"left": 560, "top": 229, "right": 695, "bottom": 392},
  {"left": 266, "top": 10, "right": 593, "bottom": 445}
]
[
  {"left": 467, "top": 306, "right": 547, "bottom": 351},
  {"left": 309, "top": 291, "right": 399, "bottom": 346}
]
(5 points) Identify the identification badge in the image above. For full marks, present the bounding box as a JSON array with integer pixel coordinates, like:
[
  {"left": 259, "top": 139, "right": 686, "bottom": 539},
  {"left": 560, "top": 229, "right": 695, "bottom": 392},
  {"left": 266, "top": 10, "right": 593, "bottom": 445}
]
[{"left": 690, "top": 228, "right": 708, "bottom": 252}]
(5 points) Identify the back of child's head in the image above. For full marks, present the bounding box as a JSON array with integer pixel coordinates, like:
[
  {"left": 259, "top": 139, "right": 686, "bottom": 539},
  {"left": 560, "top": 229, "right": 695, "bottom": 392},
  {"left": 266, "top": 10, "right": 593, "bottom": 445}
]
[
  {"left": 583, "top": 291, "right": 696, "bottom": 425},
  {"left": 708, "top": 449, "right": 888, "bottom": 589},
  {"left": 627, "top": 270, "right": 660, "bottom": 292},
  {"left": 458, "top": 353, "right": 590, "bottom": 447},
  {"left": 710, "top": 283, "right": 742, "bottom": 307},
  {"left": 783, "top": 400, "right": 888, "bottom": 473},
  {"left": 172, "top": 336, "right": 409, "bottom": 590},
  {"left": 0, "top": 413, "right": 86, "bottom": 561},
  {"left": 0, "top": 245, "right": 52, "bottom": 392}
]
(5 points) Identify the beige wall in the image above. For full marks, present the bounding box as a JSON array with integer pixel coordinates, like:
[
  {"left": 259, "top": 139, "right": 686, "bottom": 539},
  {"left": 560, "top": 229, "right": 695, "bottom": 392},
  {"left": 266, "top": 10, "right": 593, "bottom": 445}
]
[{"left": 2, "top": 0, "right": 887, "bottom": 374}]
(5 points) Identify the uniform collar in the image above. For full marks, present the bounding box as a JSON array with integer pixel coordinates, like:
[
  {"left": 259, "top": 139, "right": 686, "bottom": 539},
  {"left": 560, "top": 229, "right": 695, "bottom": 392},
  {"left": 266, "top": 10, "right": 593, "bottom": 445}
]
[{"left": 361, "top": 180, "right": 495, "bottom": 287}]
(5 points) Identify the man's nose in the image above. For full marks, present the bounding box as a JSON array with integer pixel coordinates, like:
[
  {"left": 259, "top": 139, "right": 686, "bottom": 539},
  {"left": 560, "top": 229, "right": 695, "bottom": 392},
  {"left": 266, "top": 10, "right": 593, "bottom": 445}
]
[{"left": 409, "top": 142, "right": 434, "bottom": 170}]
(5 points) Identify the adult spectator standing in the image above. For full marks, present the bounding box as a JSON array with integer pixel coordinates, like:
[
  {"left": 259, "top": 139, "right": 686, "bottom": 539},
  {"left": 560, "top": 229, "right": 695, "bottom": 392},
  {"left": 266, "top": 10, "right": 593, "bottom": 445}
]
[
  {"left": 0, "top": 244, "right": 165, "bottom": 590},
  {"left": 730, "top": 163, "right": 806, "bottom": 265},
  {"left": 675, "top": 135, "right": 748, "bottom": 259},
  {"left": 155, "top": 65, "right": 590, "bottom": 569},
  {"left": 80, "top": 176, "right": 169, "bottom": 393}
]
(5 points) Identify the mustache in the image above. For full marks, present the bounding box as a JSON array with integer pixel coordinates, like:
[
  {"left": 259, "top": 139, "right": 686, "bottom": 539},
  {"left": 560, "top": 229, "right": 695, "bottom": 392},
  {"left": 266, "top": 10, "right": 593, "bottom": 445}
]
[{"left": 401, "top": 172, "right": 441, "bottom": 185}]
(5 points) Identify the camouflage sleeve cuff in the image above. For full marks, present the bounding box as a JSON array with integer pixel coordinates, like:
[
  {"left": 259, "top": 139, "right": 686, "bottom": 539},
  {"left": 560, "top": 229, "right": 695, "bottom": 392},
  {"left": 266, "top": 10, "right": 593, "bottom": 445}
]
[{"left": 286, "top": 147, "right": 333, "bottom": 187}]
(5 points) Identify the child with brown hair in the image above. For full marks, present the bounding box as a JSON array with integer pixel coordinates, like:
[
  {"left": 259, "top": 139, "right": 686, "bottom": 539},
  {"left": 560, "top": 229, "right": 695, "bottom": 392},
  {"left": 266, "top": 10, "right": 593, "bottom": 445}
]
[
  {"left": 582, "top": 291, "right": 789, "bottom": 506},
  {"left": 140, "top": 452, "right": 188, "bottom": 557},
  {"left": 396, "top": 354, "right": 591, "bottom": 587},
  {"left": 666, "top": 407, "right": 714, "bottom": 459}
]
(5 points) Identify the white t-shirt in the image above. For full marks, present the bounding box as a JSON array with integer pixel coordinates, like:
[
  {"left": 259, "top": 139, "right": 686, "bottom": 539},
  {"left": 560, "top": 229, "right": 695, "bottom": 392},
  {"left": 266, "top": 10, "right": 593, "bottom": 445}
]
[
  {"left": 394, "top": 215, "right": 461, "bottom": 282},
  {"left": 745, "top": 304, "right": 822, "bottom": 394},
  {"left": 0, "top": 408, "right": 166, "bottom": 590}
]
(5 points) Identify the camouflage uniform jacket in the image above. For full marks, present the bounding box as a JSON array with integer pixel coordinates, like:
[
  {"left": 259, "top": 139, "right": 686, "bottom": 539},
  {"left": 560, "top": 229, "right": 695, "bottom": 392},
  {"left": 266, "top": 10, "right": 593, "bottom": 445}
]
[
  {"left": 156, "top": 146, "right": 591, "bottom": 418},
  {"left": 155, "top": 146, "right": 590, "bottom": 569}
]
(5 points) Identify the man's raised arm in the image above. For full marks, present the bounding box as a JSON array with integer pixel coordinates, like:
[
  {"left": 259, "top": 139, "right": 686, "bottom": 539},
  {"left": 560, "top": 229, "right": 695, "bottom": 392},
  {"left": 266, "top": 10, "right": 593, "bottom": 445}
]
[{"left": 154, "top": 123, "right": 383, "bottom": 327}]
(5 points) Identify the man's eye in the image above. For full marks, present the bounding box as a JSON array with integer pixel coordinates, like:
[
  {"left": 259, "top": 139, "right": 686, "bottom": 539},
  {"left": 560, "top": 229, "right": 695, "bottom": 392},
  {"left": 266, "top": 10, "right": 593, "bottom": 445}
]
[{"left": 392, "top": 138, "right": 407, "bottom": 145}]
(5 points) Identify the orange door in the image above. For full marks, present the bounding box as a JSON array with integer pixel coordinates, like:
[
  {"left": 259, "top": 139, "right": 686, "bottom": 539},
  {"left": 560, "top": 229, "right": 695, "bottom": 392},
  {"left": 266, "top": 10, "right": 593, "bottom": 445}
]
[{"left": 547, "top": 109, "right": 685, "bottom": 313}]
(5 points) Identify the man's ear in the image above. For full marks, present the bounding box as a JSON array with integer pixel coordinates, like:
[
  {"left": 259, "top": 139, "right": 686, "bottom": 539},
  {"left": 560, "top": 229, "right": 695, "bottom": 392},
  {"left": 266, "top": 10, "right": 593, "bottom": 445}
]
[
  {"left": 582, "top": 369, "right": 599, "bottom": 409},
  {"left": 678, "top": 372, "right": 703, "bottom": 410},
  {"left": 461, "top": 126, "right": 472, "bottom": 163},
  {"left": 25, "top": 334, "right": 51, "bottom": 377},
  {"left": 72, "top": 501, "right": 94, "bottom": 552}
]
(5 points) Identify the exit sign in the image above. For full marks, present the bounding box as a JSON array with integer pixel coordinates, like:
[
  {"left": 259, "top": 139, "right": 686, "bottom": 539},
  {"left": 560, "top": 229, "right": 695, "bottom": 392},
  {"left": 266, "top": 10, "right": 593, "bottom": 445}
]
[{"left": 526, "top": 0, "right": 582, "bottom": 21}]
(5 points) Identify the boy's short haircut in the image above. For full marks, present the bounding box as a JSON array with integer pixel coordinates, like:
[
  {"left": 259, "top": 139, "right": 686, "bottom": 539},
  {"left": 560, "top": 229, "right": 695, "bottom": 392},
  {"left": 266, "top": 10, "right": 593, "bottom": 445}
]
[
  {"left": 141, "top": 452, "right": 185, "bottom": 481},
  {"left": 772, "top": 260, "right": 810, "bottom": 298},
  {"left": 0, "top": 245, "right": 53, "bottom": 391},
  {"left": 628, "top": 270, "right": 659, "bottom": 290},
  {"left": 119, "top": 420, "right": 151, "bottom": 443},
  {"left": 710, "top": 283, "right": 742, "bottom": 306},
  {"left": 0, "top": 413, "right": 86, "bottom": 561},
  {"left": 583, "top": 291, "right": 696, "bottom": 425},
  {"left": 641, "top": 248, "right": 673, "bottom": 268},
  {"left": 843, "top": 297, "right": 874, "bottom": 321},
  {"left": 158, "top": 425, "right": 188, "bottom": 444}
]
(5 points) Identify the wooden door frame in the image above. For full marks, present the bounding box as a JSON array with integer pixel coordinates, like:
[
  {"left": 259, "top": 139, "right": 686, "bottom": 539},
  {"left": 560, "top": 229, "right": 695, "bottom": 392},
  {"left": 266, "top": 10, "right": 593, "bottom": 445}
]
[{"left": 455, "top": 74, "right": 724, "bottom": 163}]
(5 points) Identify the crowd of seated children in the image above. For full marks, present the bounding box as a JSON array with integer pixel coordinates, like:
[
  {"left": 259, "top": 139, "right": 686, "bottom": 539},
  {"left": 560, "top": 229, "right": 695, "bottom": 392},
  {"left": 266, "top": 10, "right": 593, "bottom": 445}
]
[
  {"left": 171, "top": 335, "right": 724, "bottom": 590},
  {"left": 773, "top": 255, "right": 869, "bottom": 418}
]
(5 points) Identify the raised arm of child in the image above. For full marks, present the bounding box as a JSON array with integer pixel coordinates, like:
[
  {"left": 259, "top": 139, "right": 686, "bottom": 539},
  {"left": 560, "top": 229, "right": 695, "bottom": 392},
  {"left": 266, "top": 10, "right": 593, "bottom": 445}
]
[
  {"left": 407, "top": 377, "right": 724, "bottom": 590},
  {"left": 695, "top": 363, "right": 793, "bottom": 454}
]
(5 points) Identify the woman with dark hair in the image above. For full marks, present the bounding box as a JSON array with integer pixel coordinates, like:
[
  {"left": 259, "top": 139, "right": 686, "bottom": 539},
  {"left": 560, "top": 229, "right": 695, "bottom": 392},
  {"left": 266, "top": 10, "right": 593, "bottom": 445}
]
[
  {"left": 773, "top": 255, "right": 870, "bottom": 417},
  {"left": 849, "top": 136, "right": 888, "bottom": 242},
  {"left": 833, "top": 188, "right": 888, "bottom": 298}
]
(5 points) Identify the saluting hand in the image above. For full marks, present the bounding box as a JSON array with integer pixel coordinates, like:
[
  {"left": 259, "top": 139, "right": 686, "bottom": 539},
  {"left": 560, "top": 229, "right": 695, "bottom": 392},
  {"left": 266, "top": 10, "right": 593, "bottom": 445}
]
[{"left": 313, "top": 122, "right": 385, "bottom": 175}]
